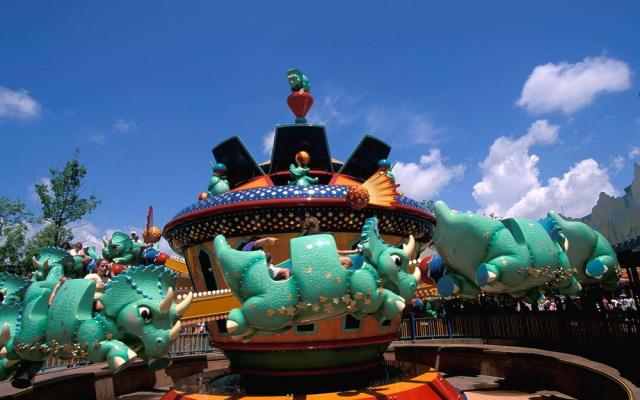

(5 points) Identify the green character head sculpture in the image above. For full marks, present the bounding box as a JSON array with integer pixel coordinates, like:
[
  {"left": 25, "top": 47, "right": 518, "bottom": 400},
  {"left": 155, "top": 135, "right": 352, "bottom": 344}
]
[
  {"left": 0, "top": 264, "right": 192, "bottom": 388},
  {"left": 213, "top": 217, "right": 419, "bottom": 340},
  {"left": 287, "top": 68, "right": 311, "bottom": 92},
  {"left": 360, "top": 217, "right": 419, "bottom": 301},
  {"left": 102, "top": 231, "right": 144, "bottom": 265}
]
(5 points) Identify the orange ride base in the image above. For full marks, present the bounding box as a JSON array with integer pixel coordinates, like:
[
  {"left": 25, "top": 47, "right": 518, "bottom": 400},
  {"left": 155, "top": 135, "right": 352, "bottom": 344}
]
[{"left": 161, "top": 369, "right": 465, "bottom": 400}]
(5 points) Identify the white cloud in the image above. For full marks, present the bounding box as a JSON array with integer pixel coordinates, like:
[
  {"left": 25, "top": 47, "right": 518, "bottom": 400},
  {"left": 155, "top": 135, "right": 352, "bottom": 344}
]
[
  {"left": 473, "top": 120, "right": 560, "bottom": 215},
  {"left": 393, "top": 149, "right": 465, "bottom": 201},
  {"left": 262, "top": 130, "right": 275, "bottom": 156},
  {"left": 629, "top": 147, "right": 640, "bottom": 159},
  {"left": 0, "top": 85, "right": 41, "bottom": 119},
  {"left": 70, "top": 220, "right": 104, "bottom": 250},
  {"left": 507, "top": 159, "right": 617, "bottom": 218},
  {"left": 612, "top": 155, "right": 625, "bottom": 173},
  {"left": 113, "top": 118, "right": 136, "bottom": 132},
  {"left": 306, "top": 88, "right": 359, "bottom": 126},
  {"left": 473, "top": 120, "right": 617, "bottom": 219},
  {"left": 28, "top": 177, "right": 51, "bottom": 204},
  {"left": 89, "top": 130, "right": 105, "bottom": 144},
  {"left": 517, "top": 56, "right": 632, "bottom": 114},
  {"left": 366, "top": 108, "right": 442, "bottom": 145}
]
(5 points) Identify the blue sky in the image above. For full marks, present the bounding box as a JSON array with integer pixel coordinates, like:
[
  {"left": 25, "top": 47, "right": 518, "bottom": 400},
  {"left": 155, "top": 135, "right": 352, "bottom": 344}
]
[{"left": 1, "top": 2, "right": 639, "bottom": 251}]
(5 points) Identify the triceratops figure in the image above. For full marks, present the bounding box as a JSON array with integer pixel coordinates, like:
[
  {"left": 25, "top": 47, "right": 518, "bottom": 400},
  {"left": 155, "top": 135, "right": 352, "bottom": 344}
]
[
  {"left": 213, "top": 217, "right": 420, "bottom": 340},
  {"left": 432, "top": 201, "right": 621, "bottom": 300},
  {"left": 102, "top": 231, "right": 166, "bottom": 266},
  {"left": 0, "top": 265, "right": 192, "bottom": 388}
]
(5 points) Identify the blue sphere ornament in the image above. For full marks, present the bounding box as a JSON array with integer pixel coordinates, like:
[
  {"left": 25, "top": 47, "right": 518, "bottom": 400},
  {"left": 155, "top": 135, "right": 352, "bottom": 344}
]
[
  {"left": 378, "top": 159, "right": 391, "bottom": 170},
  {"left": 213, "top": 162, "right": 227, "bottom": 174}
]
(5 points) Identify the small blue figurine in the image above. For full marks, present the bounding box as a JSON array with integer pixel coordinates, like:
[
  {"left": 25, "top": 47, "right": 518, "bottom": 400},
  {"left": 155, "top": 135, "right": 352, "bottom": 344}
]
[{"left": 378, "top": 159, "right": 394, "bottom": 181}]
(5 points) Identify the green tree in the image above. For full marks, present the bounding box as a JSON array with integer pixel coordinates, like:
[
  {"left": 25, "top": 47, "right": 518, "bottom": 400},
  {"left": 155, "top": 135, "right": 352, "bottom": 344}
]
[
  {"left": 33, "top": 149, "right": 101, "bottom": 247},
  {"left": 0, "top": 197, "right": 33, "bottom": 272}
]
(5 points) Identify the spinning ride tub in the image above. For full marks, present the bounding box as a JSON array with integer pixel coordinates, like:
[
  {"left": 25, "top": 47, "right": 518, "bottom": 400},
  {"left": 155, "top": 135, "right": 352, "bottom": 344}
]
[{"left": 163, "top": 122, "right": 435, "bottom": 375}]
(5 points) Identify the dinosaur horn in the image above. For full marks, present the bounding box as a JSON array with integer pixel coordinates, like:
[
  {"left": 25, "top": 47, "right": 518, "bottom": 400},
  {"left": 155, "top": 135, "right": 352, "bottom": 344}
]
[
  {"left": 0, "top": 323, "right": 10, "bottom": 346},
  {"left": 102, "top": 236, "right": 108, "bottom": 247},
  {"left": 109, "top": 238, "right": 113, "bottom": 246},
  {"left": 176, "top": 292, "right": 193, "bottom": 316},
  {"left": 43, "top": 259, "right": 49, "bottom": 270},
  {"left": 159, "top": 287, "right": 174, "bottom": 314},
  {"left": 402, "top": 235, "right": 416, "bottom": 259},
  {"left": 32, "top": 256, "right": 39, "bottom": 269},
  {"left": 169, "top": 320, "right": 182, "bottom": 340},
  {"left": 413, "top": 264, "right": 421, "bottom": 281}
]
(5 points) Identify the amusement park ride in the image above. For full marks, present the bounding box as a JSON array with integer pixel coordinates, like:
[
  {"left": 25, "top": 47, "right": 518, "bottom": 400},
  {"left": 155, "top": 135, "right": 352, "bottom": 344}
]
[{"left": 0, "top": 69, "right": 622, "bottom": 399}]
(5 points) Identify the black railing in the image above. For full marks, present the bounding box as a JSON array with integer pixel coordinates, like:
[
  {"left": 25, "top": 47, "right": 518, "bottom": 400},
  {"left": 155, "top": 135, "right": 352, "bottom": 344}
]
[{"left": 400, "top": 312, "right": 640, "bottom": 353}]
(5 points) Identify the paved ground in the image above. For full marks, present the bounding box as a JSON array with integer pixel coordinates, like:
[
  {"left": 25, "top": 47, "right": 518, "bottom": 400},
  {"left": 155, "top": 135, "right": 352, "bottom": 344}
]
[{"left": 449, "top": 375, "right": 576, "bottom": 400}]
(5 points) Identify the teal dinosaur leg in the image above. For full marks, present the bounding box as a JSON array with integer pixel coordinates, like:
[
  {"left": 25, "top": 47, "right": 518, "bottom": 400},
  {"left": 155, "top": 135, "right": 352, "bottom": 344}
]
[
  {"left": 0, "top": 358, "right": 18, "bottom": 381},
  {"left": 10, "top": 360, "right": 42, "bottom": 389},
  {"left": 438, "top": 272, "right": 480, "bottom": 298},
  {"left": 554, "top": 277, "right": 582, "bottom": 296},
  {"left": 226, "top": 307, "right": 249, "bottom": 336},
  {"left": 86, "top": 339, "right": 137, "bottom": 372},
  {"left": 378, "top": 290, "right": 406, "bottom": 320}
]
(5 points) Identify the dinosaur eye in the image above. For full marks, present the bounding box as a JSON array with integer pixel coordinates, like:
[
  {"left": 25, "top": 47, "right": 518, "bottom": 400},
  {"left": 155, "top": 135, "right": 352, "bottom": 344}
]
[
  {"left": 391, "top": 254, "right": 402, "bottom": 267},
  {"left": 139, "top": 306, "right": 152, "bottom": 323}
]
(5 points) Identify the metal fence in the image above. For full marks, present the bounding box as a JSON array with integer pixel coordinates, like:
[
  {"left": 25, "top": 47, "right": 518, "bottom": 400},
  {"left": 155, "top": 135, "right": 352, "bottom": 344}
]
[
  {"left": 400, "top": 312, "right": 640, "bottom": 353},
  {"left": 40, "top": 327, "right": 214, "bottom": 372}
]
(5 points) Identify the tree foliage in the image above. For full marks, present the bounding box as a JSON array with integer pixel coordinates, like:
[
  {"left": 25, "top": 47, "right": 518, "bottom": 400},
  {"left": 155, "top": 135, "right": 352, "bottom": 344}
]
[
  {"left": 0, "top": 197, "right": 32, "bottom": 272},
  {"left": 0, "top": 150, "right": 100, "bottom": 273},
  {"left": 34, "top": 149, "right": 101, "bottom": 246}
]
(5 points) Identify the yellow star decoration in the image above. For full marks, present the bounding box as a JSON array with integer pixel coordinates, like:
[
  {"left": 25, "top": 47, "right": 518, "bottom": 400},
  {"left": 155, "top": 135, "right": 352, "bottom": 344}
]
[
  {"left": 325, "top": 273, "right": 332, "bottom": 279},
  {"left": 332, "top": 297, "right": 340, "bottom": 305},
  {"left": 312, "top": 304, "right": 320, "bottom": 312},
  {"left": 482, "top": 231, "right": 489, "bottom": 238},
  {"left": 501, "top": 258, "right": 508, "bottom": 265},
  {"left": 285, "top": 306, "right": 296, "bottom": 316},
  {"left": 266, "top": 309, "right": 275, "bottom": 317},
  {"left": 334, "top": 277, "right": 341, "bottom": 285},
  {"left": 306, "top": 266, "right": 313, "bottom": 274},
  {"left": 278, "top": 306, "right": 286, "bottom": 315},
  {"left": 377, "top": 288, "right": 385, "bottom": 294},
  {"left": 324, "top": 303, "right": 334, "bottom": 313},
  {"left": 387, "top": 297, "right": 394, "bottom": 303},
  {"left": 354, "top": 292, "right": 363, "bottom": 300},
  {"left": 105, "top": 333, "right": 113, "bottom": 339},
  {"left": 364, "top": 298, "right": 372, "bottom": 305},
  {"left": 319, "top": 296, "right": 328, "bottom": 303},
  {"left": 297, "top": 303, "right": 308, "bottom": 311}
]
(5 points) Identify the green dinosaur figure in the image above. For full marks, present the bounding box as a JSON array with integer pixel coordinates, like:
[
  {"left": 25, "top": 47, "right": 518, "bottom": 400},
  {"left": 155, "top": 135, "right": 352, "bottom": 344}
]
[
  {"left": 288, "top": 163, "right": 318, "bottom": 186},
  {"left": 0, "top": 273, "right": 31, "bottom": 305},
  {"left": 213, "top": 217, "right": 420, "bottom": 339},
  {"left": 432, "top": 201, "right": 621, "bottom": 299},
  {"left": 30, "top": 246, "right": 77, "bottom": 281},
  {"left": 207, "top": 162, "right": 230, "bottom": 196},
  {"left": 102, "top": 231, "right": 145, "bottom": 265},
  {"left": 542, "top": 211, "right": 621, "bottom": 291},
  {"left": 0, "top": 265, "right": 192, "bottom": 388},
  {"left": 287, "top": 68, "right": 311, "bottom": 92}
]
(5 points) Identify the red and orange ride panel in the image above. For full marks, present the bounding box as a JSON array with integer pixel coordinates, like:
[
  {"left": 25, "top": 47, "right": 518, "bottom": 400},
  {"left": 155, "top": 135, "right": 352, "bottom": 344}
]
[{"left": 161, "top": 369, "right": 464, "bottom": 400}]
